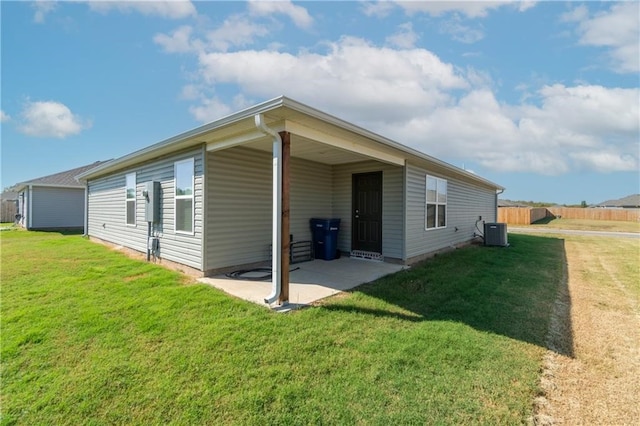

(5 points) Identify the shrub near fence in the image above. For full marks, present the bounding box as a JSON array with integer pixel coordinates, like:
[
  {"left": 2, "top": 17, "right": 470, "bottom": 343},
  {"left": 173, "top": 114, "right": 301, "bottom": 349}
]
[
  {"left": 548, "top": 207, "right": 640, "bottom": 222},
  {"left": 498, "top": 207, "right": 549, "bottom": 225}
]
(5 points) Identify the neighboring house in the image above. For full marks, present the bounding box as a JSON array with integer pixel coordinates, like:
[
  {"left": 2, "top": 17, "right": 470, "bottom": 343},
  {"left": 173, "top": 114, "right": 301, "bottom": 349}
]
[
  {"left": 1, "top": 190, "right": 19, "bottom": 223},
  {"left": 15, "top": 161, "right": 106, "bottom": 230},
  {"left": 596, "top": 194, "right": 640, "bottom": 209},
  {"left": 77, "top": 96, "right": 504, "bottom": 279}
]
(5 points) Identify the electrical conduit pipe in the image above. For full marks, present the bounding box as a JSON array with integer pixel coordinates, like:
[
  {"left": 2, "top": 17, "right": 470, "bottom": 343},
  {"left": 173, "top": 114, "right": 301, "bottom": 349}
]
[{"left": 255, "top": 114, "right": 282, "bottom": 304}]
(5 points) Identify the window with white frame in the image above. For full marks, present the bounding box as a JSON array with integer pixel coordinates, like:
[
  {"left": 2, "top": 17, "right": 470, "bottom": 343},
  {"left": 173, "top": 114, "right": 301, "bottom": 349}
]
[
  {"left": 426, "top": 175, "right": 447, "bottom": 229},
  {"left": 175, "top": 158, "right": 194, "bottom": 233},
  {"left": 126, "top": 172, "right": 136, "bottom": 225}
]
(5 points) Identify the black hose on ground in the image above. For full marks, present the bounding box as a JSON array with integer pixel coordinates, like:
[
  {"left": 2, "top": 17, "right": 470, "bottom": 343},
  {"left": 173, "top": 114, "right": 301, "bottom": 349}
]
[
  {"left": 475, "top": 219, "right": 485, "bottom": 241},
  {"left": 225, "top": 267, "right": 300, "bottom": 281}
]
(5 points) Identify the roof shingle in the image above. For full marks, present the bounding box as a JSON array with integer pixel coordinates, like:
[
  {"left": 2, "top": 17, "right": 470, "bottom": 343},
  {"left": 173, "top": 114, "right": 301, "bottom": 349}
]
[{"left": 18, "top": 161, "right": 108, "bottom": 189}]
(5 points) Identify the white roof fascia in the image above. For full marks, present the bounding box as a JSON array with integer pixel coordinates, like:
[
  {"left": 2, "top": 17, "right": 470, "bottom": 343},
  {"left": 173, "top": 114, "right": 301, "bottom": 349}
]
[{"left": 14, "top": 182, "right": 84, "bottom": 192}]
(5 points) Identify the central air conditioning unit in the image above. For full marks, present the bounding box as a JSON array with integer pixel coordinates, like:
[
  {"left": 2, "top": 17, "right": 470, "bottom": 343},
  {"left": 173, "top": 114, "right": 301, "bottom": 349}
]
[{"left": 484, "top": 222, "right": 508, "bottom": 247}]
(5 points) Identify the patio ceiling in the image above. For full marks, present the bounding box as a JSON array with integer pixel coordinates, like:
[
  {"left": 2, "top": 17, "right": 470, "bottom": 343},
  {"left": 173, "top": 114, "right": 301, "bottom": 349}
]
[
  {"left": 242, "top": 134, "right": 379, "bottom": 166},
  {"left": 204, "top": 112, "right": 406, "bottom": 167}
]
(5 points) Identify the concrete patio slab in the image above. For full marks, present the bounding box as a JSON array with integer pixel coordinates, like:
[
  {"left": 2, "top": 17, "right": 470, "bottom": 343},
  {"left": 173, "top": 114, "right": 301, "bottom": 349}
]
[{"left": 198, "top": 257, "right": 407, "bottom": 309}]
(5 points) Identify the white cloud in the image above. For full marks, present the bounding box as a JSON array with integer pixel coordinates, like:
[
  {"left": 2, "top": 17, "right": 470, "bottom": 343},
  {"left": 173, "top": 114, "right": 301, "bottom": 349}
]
[
  {"left": 387, "top": 84, "right": 639, "bottom": 174},
  {"left": 32, "top": 0, "right": 57, "bottom": 23},
  {"left": 180, "top": 84, "right": 201, "bottom": 101},
  {"left": 193, "top": 36, "right": 467, "bottom": 124},
  {"left": 189, "top": 97, "right": 233, "bottom": 123},
  {"left": 559, "top": 4, "right": 588, "bottom": 23},
  {"left": 18, "top": 100, "right": 91, "bottom": 138},
  {"left": 153, "top": 25, "right": 201, "bottom": 53},
  {"left": 363, "top": 1, "right": 532, "bottom": 43},
  {"left": 87, "top": 0, "right": 196, "bottom": 19},
  {"left": 516, "top": 1, "right": 537, "bottom": 13},
  {"left": 186, "top": 40, "right": 637, "bottom": 174},
  {"left": 386, "top": 22, "right": 419, "bottom": 48},
  {"left": 0, "top": 110, "right": 10, "bottom": 123},
  {"left": 361, "top": 0, "right": 396, "bottom": 18},
  {"left": 248, "top": 0, "right": 313, "bottom": 29},
  {"left": 206, "top": 15, "right": 269, "bottom": 52},
  {"left": 189, "top": 94, "right": 252, "bottom": 123},
  {"left": 440, "top": 18, "right": 485, "bottom": 44},
  {"left": 155, "top": 16, "right": 637, "bottom": 176},
  {"left": 395, "top": 0, "right": 534, "bottom": 18},
  {"left": 154, "top": 14, "right": 272, "bottom": 54},
  {"left": 564, "top": 2, "right": 640, "bottom": 73},
  {"left": 570, "top": 151, "right": 638, "bottom": 173}
]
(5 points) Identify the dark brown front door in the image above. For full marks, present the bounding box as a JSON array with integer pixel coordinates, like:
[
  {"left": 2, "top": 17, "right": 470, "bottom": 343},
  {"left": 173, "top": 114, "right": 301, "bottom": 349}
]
[{"left": 352, "top": 172, "right": 383, "bottom": 253}]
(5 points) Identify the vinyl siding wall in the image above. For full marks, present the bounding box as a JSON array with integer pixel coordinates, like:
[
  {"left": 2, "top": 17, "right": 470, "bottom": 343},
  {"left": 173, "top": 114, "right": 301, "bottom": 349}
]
[
  {"left": 87, "top": 148, "right": 205, "bottom": 270},
  {"left": 333, "top": 161, "right": 404, "bottom": 260},
  {"left": 405, "top": 162, "right": 497, "bottom": 261},
  {"left": 30, "top": 186, "right": 85, "bottom": 229},
  {"left": 204, "top": 146, "right": 332, "bottom": 271}
]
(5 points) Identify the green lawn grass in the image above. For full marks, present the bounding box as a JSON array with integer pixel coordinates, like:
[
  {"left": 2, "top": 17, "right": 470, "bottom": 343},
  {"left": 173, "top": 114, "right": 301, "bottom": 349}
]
[
  {"left": 527, "top": 217, "right": 640, "bottom": 233},
  {"left": 2, "top": 230, "right": 565, "bottom": 425}
]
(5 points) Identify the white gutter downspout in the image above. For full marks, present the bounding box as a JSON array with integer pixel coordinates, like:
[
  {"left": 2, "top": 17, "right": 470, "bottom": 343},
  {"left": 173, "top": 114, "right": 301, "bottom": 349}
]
[
  {"left": 496, "top": 188, "right": 505, "bottom": 222},
  {"left": 255, "top": 114, "right": 282, "bottom": 305}
]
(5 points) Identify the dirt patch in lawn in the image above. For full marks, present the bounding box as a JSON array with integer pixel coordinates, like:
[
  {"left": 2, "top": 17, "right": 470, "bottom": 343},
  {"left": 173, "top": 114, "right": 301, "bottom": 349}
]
[{"left": 532, "top": 238, "right": 640, "bottom": 425}]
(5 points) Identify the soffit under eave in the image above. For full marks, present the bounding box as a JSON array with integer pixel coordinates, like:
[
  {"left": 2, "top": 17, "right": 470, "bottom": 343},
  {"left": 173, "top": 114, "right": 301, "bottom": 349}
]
[{"left": 205, "top": 116, "right": 406, "bottom": 167}]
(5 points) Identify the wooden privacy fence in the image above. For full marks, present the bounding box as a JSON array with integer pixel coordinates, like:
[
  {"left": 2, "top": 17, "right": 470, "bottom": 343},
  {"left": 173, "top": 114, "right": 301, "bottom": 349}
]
[
  {"left": 547, "top": 207, "right": 640, "bottom": 222},
  {"left": 498, "top": 207, "right": 549, "bottom": 225},
  {"left": 499, "top": 206, "right": 640, "bottom": 224},
  {"left": 1, "top": 201, "right": 18, "bottom": 223}
]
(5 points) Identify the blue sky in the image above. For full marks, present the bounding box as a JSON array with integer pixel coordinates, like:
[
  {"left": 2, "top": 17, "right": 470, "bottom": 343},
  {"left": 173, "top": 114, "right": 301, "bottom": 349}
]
[{"left": 1, "top": 0, "right": 638, "bottom": 204}]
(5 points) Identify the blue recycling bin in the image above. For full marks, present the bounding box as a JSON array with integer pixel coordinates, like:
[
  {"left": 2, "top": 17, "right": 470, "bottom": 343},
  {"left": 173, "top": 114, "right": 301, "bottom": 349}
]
[{"left": 310, "top": 218, "right": 341, "bottom": 260}]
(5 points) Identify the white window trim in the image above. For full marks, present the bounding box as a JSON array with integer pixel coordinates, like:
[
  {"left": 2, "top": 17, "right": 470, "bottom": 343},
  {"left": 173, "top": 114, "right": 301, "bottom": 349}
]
[
  {"left": 174, "top": 158, "right": 195, "bottom": 235},
  {"left": 425, "top": 175, "right": 447, "bottom": 230},
  {"left": 126, "top": 172, "right": 136, "bottom": 227}
]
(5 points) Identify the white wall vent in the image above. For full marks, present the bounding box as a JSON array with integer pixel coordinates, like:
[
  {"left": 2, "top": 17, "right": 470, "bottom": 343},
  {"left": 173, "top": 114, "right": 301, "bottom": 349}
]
[{"left": 484, "top": 223, "right": 508, "bottom": 247}]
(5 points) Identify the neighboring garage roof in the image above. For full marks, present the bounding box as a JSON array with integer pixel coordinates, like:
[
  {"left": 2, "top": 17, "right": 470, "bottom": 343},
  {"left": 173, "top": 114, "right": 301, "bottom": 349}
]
[
  {"left": 1, "top": 191, "right": 18, "bottom": 201},
  {"left": 15, "top": 161, "right": 108, "bottom": 192},
  {"left": 498, "top": 199, "right": 529, "bottom": 207},
  {"left": 77, "top": 96, "right": 504, "bottom": 191},
  {"left": 597, "top": 194, "right": 640, "bottom": 208}
]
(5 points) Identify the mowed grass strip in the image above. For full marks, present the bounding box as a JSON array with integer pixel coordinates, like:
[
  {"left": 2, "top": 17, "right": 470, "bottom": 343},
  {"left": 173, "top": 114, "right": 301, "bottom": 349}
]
[
  {"left": 527, "top": 217, "right": 640, "bottom": 233},
  {"left": 1, "top": 230, "right": 563, "bottom": 425}
]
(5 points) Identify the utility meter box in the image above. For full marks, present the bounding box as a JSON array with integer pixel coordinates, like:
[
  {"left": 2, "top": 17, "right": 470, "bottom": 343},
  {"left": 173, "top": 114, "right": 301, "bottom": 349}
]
[{"left": 143, "top": 181, "right": 160, "bottom": 223}]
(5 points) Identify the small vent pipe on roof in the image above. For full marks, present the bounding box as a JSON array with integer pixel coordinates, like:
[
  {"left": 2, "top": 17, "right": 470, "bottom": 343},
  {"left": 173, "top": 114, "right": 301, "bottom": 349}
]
[{"left": 255, "top": 114, "right": 282, "bottom": 305}]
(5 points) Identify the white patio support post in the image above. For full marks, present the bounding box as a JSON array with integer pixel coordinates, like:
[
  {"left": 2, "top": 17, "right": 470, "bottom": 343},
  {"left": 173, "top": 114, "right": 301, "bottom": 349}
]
[
  {"left": 271, "top": 135, "right": 283, "bottom": 304},
  {"left": 255, "top": 114, "right": 284, "bottom": 305}
]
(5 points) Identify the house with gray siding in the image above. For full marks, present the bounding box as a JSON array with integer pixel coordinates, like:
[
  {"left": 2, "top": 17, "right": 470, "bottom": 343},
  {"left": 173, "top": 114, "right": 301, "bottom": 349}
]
[
  {"left": 78, "top": 96, "right": 503, "bottom": 294},
  {"left": 15, "top": 161, "right": 106, "bottom": 230}
]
